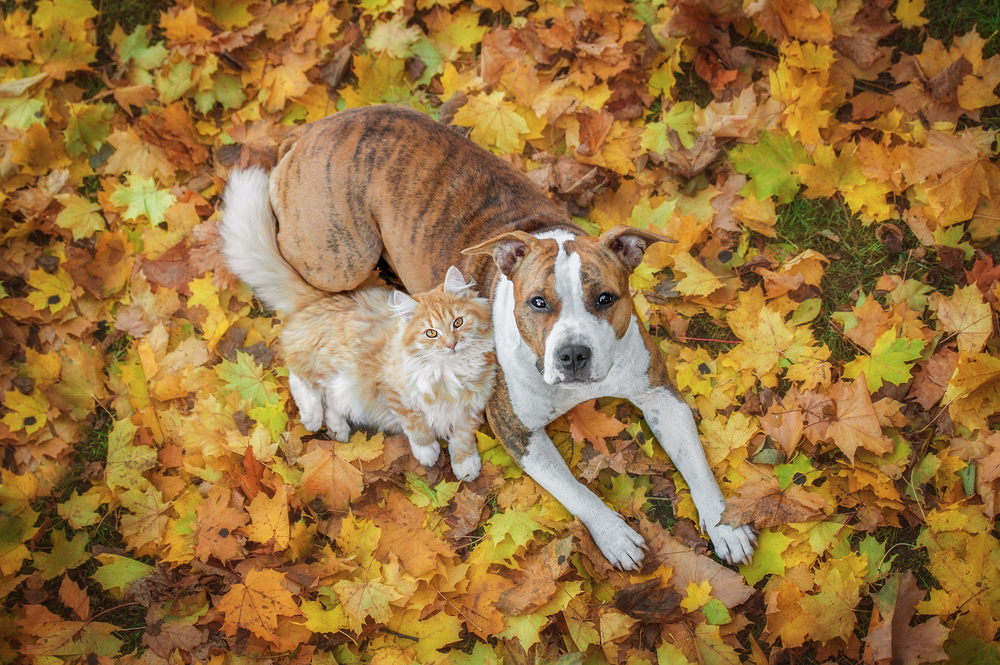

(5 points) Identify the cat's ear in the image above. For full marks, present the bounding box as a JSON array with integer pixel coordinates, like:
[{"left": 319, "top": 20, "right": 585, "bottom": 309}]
[
  {"left": 443, "top": 266, "right": 475, "bottom": 297},
  {"left": 388, "top": 291, "right": 418, "bottom": 320}
]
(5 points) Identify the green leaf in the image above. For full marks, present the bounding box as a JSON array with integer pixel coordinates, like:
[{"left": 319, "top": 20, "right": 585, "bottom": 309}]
[
  {"left": 91, "top": 553, "right": 153, "bottom": 597},
  {"left": 843, "top": 329, "right": 925, "bottom": 391},
  {"left": 58, "top": 489, "right": 104, "bottom": 529},
  {"left": 858, "top": 534, "right": 894, "bottom": 582},
  {"left": 63, "top": 101, "right": 114, "bottom": 157},
  {"left": 730, "top": 132, "right": 812, "bottom": 203},
  {"left": 703, "top": 598, "right": 731, "bottom": 625},
  {"left": 33, "top": 528, "right": 90, "bottom": 580},
  {"left": 154, "top": 58, "right": 195, "bottom": 105},
  {"left": 450, "top": 641, "right": 501, "bottom": 665},
  {"left": 216, "top": 351, "right": 281, "bottom": 408},
  {"left": 111, "top": 24, "right": 168, "bottom": 72},
  {"left": 485, "top": 510, "right": 542, "bottom": 550},
  {"left": 109, "top": 174, "right": 176, "bottom": 226},
  {"left": 774, "top": 455, "right": 820, "bottom": 491},
  {"left": 739, "top": 528, "right": 792, "bottom": 586},
  {"left": 105, "top": 417, "right": 157, "bottom": 492}
]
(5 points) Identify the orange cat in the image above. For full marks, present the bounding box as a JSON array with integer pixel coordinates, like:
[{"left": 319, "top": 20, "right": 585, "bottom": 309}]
[{"left": 219, "top": 168, "right": 496, "bottom": 480}]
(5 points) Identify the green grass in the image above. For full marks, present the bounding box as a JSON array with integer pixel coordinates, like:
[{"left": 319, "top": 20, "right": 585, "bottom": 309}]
[{"left": 772, "top": 197, "right": 930, "bottom": 362}]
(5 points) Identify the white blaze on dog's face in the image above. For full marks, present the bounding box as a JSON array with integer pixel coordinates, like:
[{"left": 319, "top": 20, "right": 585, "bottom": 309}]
[{"left": 463, "top": 225, "right": 675, "bottom": 387}]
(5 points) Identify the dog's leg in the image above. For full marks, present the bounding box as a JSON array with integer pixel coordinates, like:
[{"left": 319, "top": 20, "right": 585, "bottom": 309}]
[
  {"left": 289, "top": 372, "right": 324, "bottom": 432},
  {"left": 447, "top": 426, "right": 482, "bottom": 482},
  {"left": 633, "top": 387, "right": 756, "bottom": 565},
  {"left": 520, "top": 430, "right": 646, "bottom": 570}
]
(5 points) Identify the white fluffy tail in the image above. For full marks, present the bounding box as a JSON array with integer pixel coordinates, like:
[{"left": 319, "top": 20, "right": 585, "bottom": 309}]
[{"left": 219, "top": 167, "right": 320, "bottom": 314}]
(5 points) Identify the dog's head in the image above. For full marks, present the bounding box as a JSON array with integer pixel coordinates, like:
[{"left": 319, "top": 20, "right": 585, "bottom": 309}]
[{"left": 463, "top": 225, "right": 675, "bottom": 386}]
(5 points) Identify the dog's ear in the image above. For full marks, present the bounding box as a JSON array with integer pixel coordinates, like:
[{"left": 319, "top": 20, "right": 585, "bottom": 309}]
[
  {"left": 443, "top": 266, "right": 475, "bottom": 296},
  {"left": 461, "top": 231, "right": 537, "bottom": 277},
  {"left": 598, "top": 225, "right": 676, "bottom": 271}
]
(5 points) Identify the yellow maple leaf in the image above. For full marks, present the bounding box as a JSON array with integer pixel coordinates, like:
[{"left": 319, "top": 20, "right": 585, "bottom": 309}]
[
  {"left": 672, "top": 252, "right": 724, "bottom": 297},
  {"left": 246, "top": 483, "right": 291, "bottom": 548},
  {"left": 933, "top": 284, "right": 993, "bottom": 354},
  {"left": 25, "top": 267, "right": 75, "bottom": 313},
  {"left": 894, "top": 0, "right": 929, "bottom": 28},
  {"left": 333, "top": 574, "right": 405, "bottom": 633},
  {"left": 54, "top": 193, "right": 105, "bottom": 240},
  {"left": 1, "top": 388, "right": 50, "bottom": 434},
  {"left": 452, "top": 91, "right": 531, "bottom": 155}
]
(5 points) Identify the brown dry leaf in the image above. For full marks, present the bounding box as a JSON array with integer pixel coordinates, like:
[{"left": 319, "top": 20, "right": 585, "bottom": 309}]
[
  {"left": 827, "top": 375, "right": 893, "bottom": 463},
  {"left": 495, "top": 536, "right": 573, "bottom": 615},
  {"left": 722, "top": 479, "right": 827, "bottom": 528},
  {"left": 217, "top": 568, "right": 302, "bottom": 642},
  {"left": 566, "top": 400, "right": 627, "bottom": 455},
  {"left": 194, "top": 489, "right": 249, "bottom": 563},
  {"left": 299, "top": 445, "right": 364, "bottom": 510}
]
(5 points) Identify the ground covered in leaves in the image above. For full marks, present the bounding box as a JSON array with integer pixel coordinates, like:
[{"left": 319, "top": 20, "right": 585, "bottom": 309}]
[{"left": 0, "top": 0, "right": 999, "bottom": 662}]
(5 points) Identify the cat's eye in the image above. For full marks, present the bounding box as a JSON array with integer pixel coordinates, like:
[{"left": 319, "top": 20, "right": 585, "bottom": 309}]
[
  {"left": 453, "top": 317, "right": 464, "bottom": 328},
  {"left": 425, "top": 329, "right": 438, "bottom": 338},
  {"left": 596, "top": 292, "right": 617, "bottom": 309},
  {"left": 530, "top": 296, "right": 547, "bottom": 310}
]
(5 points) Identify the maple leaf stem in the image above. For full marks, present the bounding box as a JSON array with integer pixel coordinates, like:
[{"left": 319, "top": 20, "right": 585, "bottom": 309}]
[
  {"left": 675, "top": 336, "right": 739, "bottom": 344},
  {"left": 87, "top": 601, "right": 141, "bottom": 623},
  {"left": 379, "top": 627, "right": 419, "bottom": 641},
  {"left": 437, "top": 590, "right": 483, "bottom": 632}
]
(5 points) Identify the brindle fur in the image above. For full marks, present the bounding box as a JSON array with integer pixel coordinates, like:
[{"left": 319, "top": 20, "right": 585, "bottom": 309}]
[{"left": 270, "top": 106, "right": 578, "bottom": 295}]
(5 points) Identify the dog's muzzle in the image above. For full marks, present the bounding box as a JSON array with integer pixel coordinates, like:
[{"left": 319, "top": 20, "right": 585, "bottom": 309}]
[{"left": 555, "top": 344, "right": 592, "bottom": 383}]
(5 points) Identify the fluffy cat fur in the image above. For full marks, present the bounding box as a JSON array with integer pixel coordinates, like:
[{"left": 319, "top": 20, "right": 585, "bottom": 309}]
[{"left": 219, "top": 167, "right": 496, "bottom": 481}]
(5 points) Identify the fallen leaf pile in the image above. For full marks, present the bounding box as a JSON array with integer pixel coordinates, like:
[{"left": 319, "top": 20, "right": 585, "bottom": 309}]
[{"left": 1, "top": 0, "right": 998, "bottom": 663}]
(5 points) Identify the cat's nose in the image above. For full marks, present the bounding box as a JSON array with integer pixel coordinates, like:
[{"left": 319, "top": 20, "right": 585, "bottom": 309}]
[{"left": 448, "top": 342, "right": 457, "bottom": 351}]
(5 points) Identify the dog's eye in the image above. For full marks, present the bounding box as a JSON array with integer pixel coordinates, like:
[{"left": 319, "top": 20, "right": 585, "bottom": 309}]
[
  {"left": 596, "top": 292, "right": 617, "bottom": 309},
  {"left": 530, "top": 296, "right": 547, "bottom": 310},
  {"left": 425, "top": 329, "right": 438, "bottom": 338},
  {"left": 453, "top": 317, "right": 463, "bottom": 328}
]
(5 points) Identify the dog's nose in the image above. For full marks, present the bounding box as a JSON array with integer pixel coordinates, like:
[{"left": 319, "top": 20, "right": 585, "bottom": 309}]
[{"left": 557, "top": 344, "right": 591, "bottom": 373}]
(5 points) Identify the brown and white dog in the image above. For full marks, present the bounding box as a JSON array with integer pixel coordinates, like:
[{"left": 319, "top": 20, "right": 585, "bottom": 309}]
[{"left": 224, "top": 105, "right": 756, "bottom": 569}]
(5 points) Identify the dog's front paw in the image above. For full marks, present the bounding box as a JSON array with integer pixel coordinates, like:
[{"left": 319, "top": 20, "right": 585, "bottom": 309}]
[
  {"left": 588, "top": 515, "right": 647, "bottom": 571},
  {"left": 706, "top": 522, "right": 756, "bottom": 565},
  {"left": 409, "top": 440, "right": 441, "bottom": 468},
  {"left": 450, "top": 451, "right": 481, "bottom": 482}
]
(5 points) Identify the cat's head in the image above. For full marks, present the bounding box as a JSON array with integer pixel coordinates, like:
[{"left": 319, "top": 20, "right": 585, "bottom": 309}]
[{"left": 389, "top": 266, "right": 493, "bottom": 357}]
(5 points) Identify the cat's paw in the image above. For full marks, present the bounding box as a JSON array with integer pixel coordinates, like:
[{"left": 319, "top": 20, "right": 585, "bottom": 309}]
[
  {"left": 450, "top": 451, "right": 481, "bottom": 482},
  {"left": 324, "top": 416, "right": 351, "bottom": 443},
  {"left": 587, "top": 514, "right": 647, "bottom": 571},
  {"left": 705, "top": 522, "right": 756, "bottom": 565},
  {"left": 289, "top": 374, "right": 324, "bottom": 431},
  {"left": 410, "top": 440, "right": 441, "bottom": 467}
]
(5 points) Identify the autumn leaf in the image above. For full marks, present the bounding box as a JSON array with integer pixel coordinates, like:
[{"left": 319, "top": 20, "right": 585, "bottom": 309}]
[
  {"left": 217, "top": 568, "right": 302, "bottom": 642},
  {"left": 933, "top": 284, "right": 993, "bottom": 354},
  {"left": 827, "top": 375, "right": 893, "bottom": 463},
  {"left": 722, "top": 479, "right": 828, "bottom": 528},
  {"left": 842, "top": 329, "right": 925, "bottom": 392},
  {"left": 108, "top": 174, "right": 176, "bottom": 226},
  {"left": 565, "top": 400, "right": 626, "bottom": 455},
  {"left": 452, "top": 91, "right": 531, "bottom": 154},
  {"left": 729, "top": 131, "right": 812, "bottom": 204},
  {"left": 333, "top": 574, "right": 405, "bottom": 633}
]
